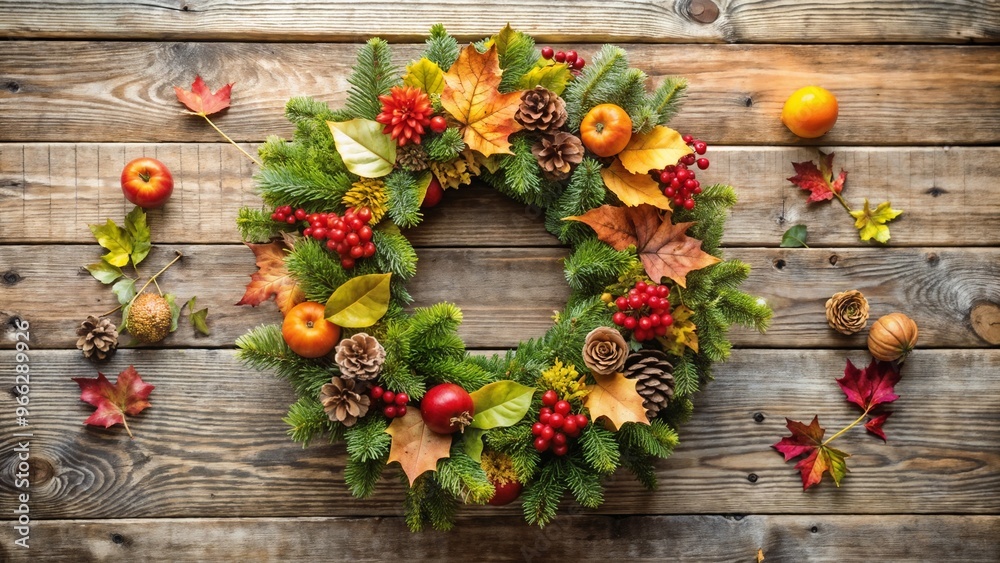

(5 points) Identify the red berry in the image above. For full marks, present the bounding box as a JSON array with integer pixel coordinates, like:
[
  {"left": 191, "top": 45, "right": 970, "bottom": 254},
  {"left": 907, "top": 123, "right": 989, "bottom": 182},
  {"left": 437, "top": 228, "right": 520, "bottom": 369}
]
[
  {"left": 612, "top": 312, "right": 627, "bottom": 326},
  {"left": 656, "top": 285, "right": 669, "bottom": 297},
  {"left": 349, "top": 245, "right": 364, "bottom": 259},
  {"left": 542, "top": 389, "right": 558, "bottom": 406},
  {"left": 532, "top": 422, "right": 545, "bottom": 436},
  {"left": 654, "top": 324, "right": 668, "bottom": 336},
  {"left": 697, "top": 158, "right": 710, "bottom": 170},
  {"left": 564, "top": 50, "right": 578, "bottom": 65},
  {"left": 345, "top": 232, "right": 360, "bottom": 247},
  {"left": 661, "top": 314, "right": 674, "bottom": 326},
  {"left": 312, "top": 227, "right": 327, "bottom": 240},
  {"left": 362, "top": 241, "right": 376, "bottom": 258},
  {"left": 396, "top": 405, "right": 407, "bottom": 417},
  {"left": 540, "top": 407, "right": 553, "bottom": 417},
  {"left": 628, "top": 295, "right": 643, "bottom": 308},
  {"left": 382, "top": 391, "right": 395, "bottom": 405},
  {"left": 562, "top": 418, "right": 579, "bottom": 435},
  {"left": 635, "top": 281, "right": 648, "bottom": 292},
  {"left": 684, "top": 198, "right": 696, "bottom": 210},
  {"left": 329, "top": 229, "right": 345, "bottom": 242},
  {"left": 552, "top": 444, "right": 569, "bottom": 456},
  {"left": 554, "top": 400, "right": 571, "bottom": 416},
  {"left": 554, "top": 51, "right": 566, "bottom": 63},
  {"left": 616, "top": 296, "right": 629, "bottom": 310},
  {"left": 294, "top": 208, "right": 307, "bottom": 220},
  {"left": 639, "top": 317, "right": 653, "bottom": 331},
  {"left": 370, "top": 386, "right": 385, "bottom": 400},
  {"left": 395, "top": 393, "right": 409, "bottom": 406},
  {"left": 540, "top": 426, "right": 555, "bottom": 440},
  {"left": 548, "top": 413, "right": 564, "bottom": 429},
  {"left": 541, "top": 46, "right": 554, "bottom": 60},
  {"left": 534, "top": 437, "right": 550, "bottom": 452},
  {"left": 335, "top": 242, "right": 348, "bottom": 255},
  {"left": 326, "top": 240, "right": 338, "bottom": 252},
  {"left": 575, "top": 414, "right": 589, "bottom": 428},
  {"left": 383, "top": 405, "right": 397, "bottom": 418},
  {"left": 356, "top": 207, "right": 372, "bottom": 223},
  {"left": 623, "top": 316, "right": 638, "bottom": 330},
  {"left": 573, "top": 57, "right": 585, "bottom": 70},
  {"left": 649, "top": 313, "right": 662, "bottom": 326},
  {"left": 539, "top": 411, "right": 552, "bottom": 425},
  {"left": 647, "top": 296, "right": 661, "bottom": 309},
  {"left": 349, "top": 218, "right": 365, "bottom": 231},
  {"left": 633, "top": 328, "right": 650, "bottom": 341},
  {"left": 664, "top": 187, "right": 676, "bottom": 197},
  {"left": 552, "top": 432, "right": 568, "bottom": 446},
  {"left": 358, "top": 225, "right": 373, "bottom": 242},
  {"left": 429, "top": 115, "right": 448, "bottom": 134},
  {"left": 303, "top": 227, "right": 314, "bottom": 238},
  {"left": 286, "top": 216, "right": 297, "bottom": 225},
  {"left": 694, "top": 141, "right": 707, "bottom": 154}
]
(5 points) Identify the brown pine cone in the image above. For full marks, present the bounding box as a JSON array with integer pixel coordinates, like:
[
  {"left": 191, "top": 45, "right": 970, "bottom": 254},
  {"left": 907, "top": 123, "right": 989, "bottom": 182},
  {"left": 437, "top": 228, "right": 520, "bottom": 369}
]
[
  {"left": 334, "top": 333, "right": 385, "bottom": 380},
  {"left": 76, "top": 315, "right": 118, "bottom": 361},
  {"left": 532, "top": 131, "right": 584, "bottom": 180},
  {"left": 825, "top": 290, "right": 870, "bottom": 335},
  {"left": 623, "top": 349, "right": 675, "bottom": 419},
  {"left": 396, "top": 144, "right": 429, "bottom": 171},
  {"left": 515, "top": 86, "right": 567, "bottom": 132},
  {"left": 583, "top": 326, "right": 628, "bottom": 375},
  {"left": 319, "top": 376, "right": 371, "bottom": 427}
]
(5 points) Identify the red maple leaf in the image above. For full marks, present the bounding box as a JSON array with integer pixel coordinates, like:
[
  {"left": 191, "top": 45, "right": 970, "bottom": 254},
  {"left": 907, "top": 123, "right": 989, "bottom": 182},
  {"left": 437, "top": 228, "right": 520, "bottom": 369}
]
[
  {"left": 236, "top": 241, "right": 304, "bottom": 315},
  {"left": 788, "top": 151, "right": 847, "bottom": 203},
  {"left": 174, "top": 75, "right": 233, "bottom": 117},
  {"left": 773, "top": 416, "right": 850, "bottom": 490},
  {"left": 864, "top": 412, "right": 892, "bottom": 442},
  {"left": 837, "top": 358, "right": 901, "bottom": 440},
  {"left": 73, "top": 366, "right": 154, "bottom": 438}
]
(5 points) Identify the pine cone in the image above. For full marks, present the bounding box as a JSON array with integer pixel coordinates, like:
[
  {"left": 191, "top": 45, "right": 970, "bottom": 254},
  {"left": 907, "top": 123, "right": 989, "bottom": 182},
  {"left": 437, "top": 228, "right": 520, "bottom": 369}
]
[
  {"left": 396, "top": 144, "right": 429, "bottom": 171},
  {"left": 76, "top": 315, "right": 118, "bottom": 361},
  {"left": 825, "top": 290, "right": 870, "bottom": 335},
  {"left": 583, "top": 326, "right": 628, "bottom": 375},
  {"left": 623, "top": 349, "right": 675, "bottom": 419},
  {"left": 532, "top": 131, "right": 584, "bottom": 180},
  {"left": 515, "top": 86, "right": 567, "bottom": 132},
  {"left": 334, "top": 333, "right": 385, "bottom": 380},
  {"left": 319, "top": 376, "right": 371, "bottom": 427}
]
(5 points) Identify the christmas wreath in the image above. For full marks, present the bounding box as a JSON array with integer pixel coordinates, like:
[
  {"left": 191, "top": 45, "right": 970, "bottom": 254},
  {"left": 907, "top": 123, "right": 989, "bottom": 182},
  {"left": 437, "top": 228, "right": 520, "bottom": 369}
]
[{"left": 234, "top": 25, "right": 771, "bottom": 530}]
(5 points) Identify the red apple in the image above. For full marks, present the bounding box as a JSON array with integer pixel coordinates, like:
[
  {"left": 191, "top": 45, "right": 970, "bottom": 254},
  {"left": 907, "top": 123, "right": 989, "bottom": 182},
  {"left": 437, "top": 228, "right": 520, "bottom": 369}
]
[
  {"left": 121, "top": 157, "right": 174, "bottom": 208},
  {"left": 421, "top": 177, "right": 444, "bottom": 208}
]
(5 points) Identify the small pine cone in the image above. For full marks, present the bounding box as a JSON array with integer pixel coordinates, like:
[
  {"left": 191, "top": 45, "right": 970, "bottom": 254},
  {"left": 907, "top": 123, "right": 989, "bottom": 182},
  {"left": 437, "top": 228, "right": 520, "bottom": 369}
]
[
  {"left": 319, "top": 376, "right": 371, "bottom": 427},
  {"left": 583, "top": 326, "right": 628, "bottom": 375},
  {"left": 76, "top": 315, "right": 119, "bottom": 362},
  {"left": 396, "top": 144, "right": 429, "bottom": 171},
  {"left": 623, "top": 349, "right": 675, "bottom": 419},
  {"left": 334, "top": 333, "right": 385, "bottom": 380},
  {"left": 825, "top": 290, "right": 869, "bottom": 335},
  {"left": 532, "top": 131, "right": 584, "bottom": 181},
  {"left": 515, "top": 86, "right": 567, "bottom": 132}
]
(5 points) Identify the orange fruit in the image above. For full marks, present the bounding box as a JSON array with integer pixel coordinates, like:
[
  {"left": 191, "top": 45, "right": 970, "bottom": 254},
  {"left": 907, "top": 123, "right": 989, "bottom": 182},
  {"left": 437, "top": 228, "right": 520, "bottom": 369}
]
[{"left": 781, "top": 86, "right": 839, "bottom": 138}]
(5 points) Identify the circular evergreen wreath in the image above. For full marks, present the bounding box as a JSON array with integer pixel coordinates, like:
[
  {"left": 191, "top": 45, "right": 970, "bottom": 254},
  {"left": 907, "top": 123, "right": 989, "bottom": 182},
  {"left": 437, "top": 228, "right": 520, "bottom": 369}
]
[{"left": 235, "top": 25, "right": 771, "bottom": 530}]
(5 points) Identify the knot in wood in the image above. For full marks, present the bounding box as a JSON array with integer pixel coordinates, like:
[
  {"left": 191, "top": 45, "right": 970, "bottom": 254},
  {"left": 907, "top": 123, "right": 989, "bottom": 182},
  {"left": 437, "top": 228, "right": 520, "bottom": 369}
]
[
  {"left": 3, "top": 271, "right": 21, "bottom": 285},
  {"left": 28, "top": 457, "right": 55, "bottom": 485},
  {"left": 970, "top": 302, "right": 1000, "bottom": 345},
  {"left": 747, "top": 473, "right": 759, "bottom": 483},
  {"left": 688, "top": 0, "right": 720, "bottom": 24}
]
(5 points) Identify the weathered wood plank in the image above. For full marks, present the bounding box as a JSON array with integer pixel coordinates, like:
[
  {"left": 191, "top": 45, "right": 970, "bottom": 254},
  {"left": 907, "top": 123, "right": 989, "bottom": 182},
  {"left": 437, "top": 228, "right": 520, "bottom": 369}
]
[
  {"left": 3, "top": 144, "right": 998, "bottom": 247},
  {"left": 2, "top": 245, "right": 998, "bottom": 349},
  {"left": 2, "top": 43, "right": 998, "bottom": 144},
  {"left": 2, "top": 515, "right": 998, "bottom": 563},
  {"left": 0, "top": 0, "right": 996, "bottom": 44},
  {"left": 0, "top": 349, "right": 996, "bottom": 520}
]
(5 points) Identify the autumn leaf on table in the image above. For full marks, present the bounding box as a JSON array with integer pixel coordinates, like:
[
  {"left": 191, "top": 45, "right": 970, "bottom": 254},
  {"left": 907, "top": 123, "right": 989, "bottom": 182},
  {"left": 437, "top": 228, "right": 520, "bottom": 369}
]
[
  {"left": 440, "top": 44, "right": 524, "bottom": 158},
  {"left": 565, "top": 204, "right": 720, "bottom": 287},
  {"left": 837, "top": 358, "right": 901, "bottom": 440},
  {"left": 236, "top": 241, "right": 304, "bottom": 315},
  {"left": 850, "top": 199, "right": 903, "bottom": 243},
  {"left": 773, "top": 416, "right": 850, "bottom": 489},
  {"left": 584, "top": 371, "right": 649, "bottom": 431},
  {"left": 385, "top": 409, "right": 453, "bottom": 486},
  {"left": 788, "top": 150, "right": 847, "bottom": 203},
  {"left": 599, "top": 159, "right": 674, "bottom": 210},
  {"left": 175, "top": 75, "right": 232, "bottom": 117},
  {"left": 73, "top": 366, "right": 154, "bottom": 439}
]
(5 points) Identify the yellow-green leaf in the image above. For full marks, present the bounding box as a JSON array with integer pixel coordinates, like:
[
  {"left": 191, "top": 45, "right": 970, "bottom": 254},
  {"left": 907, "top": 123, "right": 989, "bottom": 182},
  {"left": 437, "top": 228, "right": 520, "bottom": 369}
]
[
  {"left": 403, "top": 58, "right": 445, "bottom": 95},
  {"left": 414, "top": 171, "right": 433, "bottom": 206},
  {"left": 328, "top": 119, "right": 396, "bottom": 178},
  {"left": 463, "top": 428, "right": 486, "bottom": 462},
  {"left": 86, "top": 260, "right": 123, "bottom": 284},
  {"left": 165, "top": 293, "right": 180, "bottom": 332},
  {"left": 89, "top": 219, "right": 132, "bottom": 267},
  {"left": 617, "top": 126, "right": 692, "bottom": 175},
  {"left": 493, "top": 24, "right": 516, "bottom": 56},
  {"left": 112, "top": 278, "right": 136, "bottom": 305},
  {"left": 325, "top": 273, "right": 392, "bottom": 328},
  {"left": 469, "top": 380, "right": 535, "bottom": 430},
  {"left": 187, "top": 296, "right": 210, "bottom": 336},
  {"left": 849, "top": 199, "right": 903, "bottom": 243},
  {"left": 600, "top": 159, "right": 673, "bottom": 210},
  {"left": 518, "top": 61, "right": 572, "bottom": 95},
  {"left": 124, "top": 206, "right": 151, "bottom": 266}
]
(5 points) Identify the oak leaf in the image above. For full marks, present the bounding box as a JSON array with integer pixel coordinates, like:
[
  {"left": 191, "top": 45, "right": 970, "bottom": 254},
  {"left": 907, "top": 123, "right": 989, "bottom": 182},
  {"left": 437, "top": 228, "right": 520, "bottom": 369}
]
[
  {"left": 565, "top": 204, "right": 720, "bottom": 287},
  {"left": 73, "top": 366, "right": 154, "bottom": 439},
  {"left": 788, "top": 151, "right": 846, "bottom": 203},
  {"left": 849, "top": 199, "right": 903, "bottom": 243},
  {"left": 600, "top": 159, "right": 674, "bottom": 210},
  {"left": 772, "top": 416, "right": 850, "bottom": 490},
  {"left": 174, "top": 75, "right": 233, "bottom": 117},
  {"left": 617, "top": 126, "right": 692, "bottom": 175},
  {"left": 385, "top": 409, "right": 453, "bottom": 485},
  {"left": 236, "top": 241, "right": 304, "bottom": 315},
  {"left": 440, "top": 44, "right": 524, "bottom": 157},
  {"left": 584, "top": 371, "right": 649, "bottom": 431}
]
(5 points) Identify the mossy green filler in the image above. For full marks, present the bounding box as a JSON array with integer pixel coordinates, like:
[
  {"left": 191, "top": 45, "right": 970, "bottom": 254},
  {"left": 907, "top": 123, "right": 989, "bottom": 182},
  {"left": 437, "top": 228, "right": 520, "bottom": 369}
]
[{"left": 235, "top": 25, "right": 771, "bottom": 530}]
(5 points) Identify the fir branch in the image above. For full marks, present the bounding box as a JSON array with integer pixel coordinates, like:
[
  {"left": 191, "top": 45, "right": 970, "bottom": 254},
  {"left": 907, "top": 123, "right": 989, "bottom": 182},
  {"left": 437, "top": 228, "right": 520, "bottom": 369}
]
[
  {"left": 484, "top": 423, "right": 540, "bottom": 482},
  {"left": 422, "top": 357, "right": 492, "bottom": 392},
  {"left": 406, "top": 302, "right": 463, "bottom": 346},
  {"left": 344, "top": 38, "right": 399, "bottom": 120},
  {"left": 283, "top": 396, "right": 330, "bottom": 447},
  {"left": 497, "top": 30, "right": 538, "bottom": 93},
  {"left": 717, "top": 289, "right": 772, "bottom": 333},
  {"left": 424, "top": 23, "right": 460, "bottom": 70},
  {"left": 405, "top": 475, "right": 459, "bottom": 532},
  {"left": 545, "top": 158, "right": 607, "bottom": 244},
  {"left": 497, "top": 134, "right": 543, "bottom": 198},
  {"left": 235, "top": 324, "right": 336, "bottom": 397},
  {"left": 424, "top": 127, "right": 465, "bottom": 161},
  {"left": 258, "top": 135, "right": 294, "bottom": 166},
  {"left": 285, "top": 238, "right": 349, "bottom": 303},
  {"left": 563, "top": 45, "right": 630, "bottom": 130},
  {"left": 620, "top": 451, "right": 658, "bottom": 490},
  {"left": 436, "top": 448, "right": 495, "bottom": 504},
  {"left": 384, "top": 170, "right": 423, "bottom": 229},
  {"left": 522, "top": 459, "right": 567, "bottom": 527},
  {"left": 285, "top": 96, "right": 337, "bottom": 124},
  {"left": 565, "top": 456, "right": 605, "bottom": 508},
  {"left": 380, "top": 320, "right": 428, "bottom": 400},
  {"left": 646, "top": 77, "right": 688, "bottom": 128},
  {"left": 563, "top": 237, "right": 638, "bottom": 294},
  {"left": 345, "top": 415, "right": 391, "bottom": 463},
  {"left": 237, "top": 206, "right": 289, "bottom": 243},
  {"left": 345, "top": 455, "right": 387, "bottom": 498},
  {"left": 372, "top": 229, "right": 418, "bottom": 281},
  {"left": 618, "top": 420, "right": 678, "bottom": 458},
  {"left": 255, "top": 165, "right": 351, "bottom": 211},
  {"left": 671, "top": 351, "right": 700, "bottom": 396},
  {"left": 579, "top": 424, "right": 621, "bottom": 473}
]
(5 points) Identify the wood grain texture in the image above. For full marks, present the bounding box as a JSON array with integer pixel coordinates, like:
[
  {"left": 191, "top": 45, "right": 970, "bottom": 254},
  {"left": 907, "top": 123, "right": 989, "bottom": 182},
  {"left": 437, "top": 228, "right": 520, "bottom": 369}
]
[
  {"left": 0, "top": 0, "right": 997, "bottom": 44},
  {"left": 0, "top": 349, "right": 996, "bottom": 520},
  {"left": 2, "top": 515, "right": 998, "bottom": 562},
  {"left": 3, "top": 245, "right": 999, "bottom": 349},
  {"left": 2, "top": 43, "right": 999, "bottom": 145},
  {"left": 3, "top": 144, "right": 999, "bottom": 247}
]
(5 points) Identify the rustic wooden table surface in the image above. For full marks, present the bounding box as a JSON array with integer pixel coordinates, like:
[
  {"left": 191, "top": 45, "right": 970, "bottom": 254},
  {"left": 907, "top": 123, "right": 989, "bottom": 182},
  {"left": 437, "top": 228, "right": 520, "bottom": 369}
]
[{"left": 1, "top": 1, "right": 999, "bottom": 561}]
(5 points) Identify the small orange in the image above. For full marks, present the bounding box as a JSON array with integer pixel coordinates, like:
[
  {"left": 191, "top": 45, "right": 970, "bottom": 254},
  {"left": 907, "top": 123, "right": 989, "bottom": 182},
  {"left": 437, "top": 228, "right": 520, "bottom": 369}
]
[{"left": 781, "top": 86, "right": 839, "bottom": 138}]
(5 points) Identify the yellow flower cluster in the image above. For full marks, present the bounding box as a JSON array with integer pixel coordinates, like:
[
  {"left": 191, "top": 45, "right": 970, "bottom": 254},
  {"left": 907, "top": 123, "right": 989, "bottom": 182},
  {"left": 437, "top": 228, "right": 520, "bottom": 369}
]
[
  {"left": 480, "top": 450, "right": 518, "bottom": 486},
  {"left": 342, "top": 177, "right": 388, "bottom": 222},
  {"left": 539, "top": 358, "right": 590, "bottom": 402}
]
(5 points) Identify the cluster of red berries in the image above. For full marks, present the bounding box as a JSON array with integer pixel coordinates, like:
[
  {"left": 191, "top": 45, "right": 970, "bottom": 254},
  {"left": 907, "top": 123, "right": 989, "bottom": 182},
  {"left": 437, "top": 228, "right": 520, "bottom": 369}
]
[
  {"left": 653, "top": 135, "right": 710, "bottom": 211},
  {"left": 540, "top": 46, "right": 586, "bottom": 71},
  {"left": 270, "top": 205, "right": 376, "bottom": 269},
  {"left": 531, "top": 390, "right": 589, "bottom": 456},
  {"left": 612, "top": 280, "right": 674, "bottom": 342},
  {"left": 370, "top": 386, "right": 409, "bottom": 419}
]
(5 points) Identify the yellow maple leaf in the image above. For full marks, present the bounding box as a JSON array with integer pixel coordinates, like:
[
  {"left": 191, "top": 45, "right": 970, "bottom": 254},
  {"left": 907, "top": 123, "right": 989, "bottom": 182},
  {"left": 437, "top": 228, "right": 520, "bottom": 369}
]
[
  {"left": 440, "top": 44, "right": 524, "bottom": 158},
  {"left": 600, "top": 159, "right": 673, "bottom": 210},
  {"left": 403, "top": 58, "right": 444, "bottom": 95},
  {"left": 584, "top": 371, "right": 650, "bottom": 431},
  {"left": 618, "top": 126, "right": 693, "bottom": 175},
  {"left": 849, "top": 198, "right": 903, "bottom": 243},
  {"left": 385, "top": 409, "right": 453, "bottom": 486},
  {"left": 659, "top": 304, "right": 699, "bottom": 356}
]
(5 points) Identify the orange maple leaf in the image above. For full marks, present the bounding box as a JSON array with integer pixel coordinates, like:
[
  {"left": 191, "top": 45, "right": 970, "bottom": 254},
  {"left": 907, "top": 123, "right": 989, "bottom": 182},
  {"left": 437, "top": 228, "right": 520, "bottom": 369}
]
[
  {"left": 584, "top": 371, "right": 649, "bottom": 431},
  {"left": 235, "top": 241, "right": 304, "bottom": 315},
  {"left": 565, "top": 204, "right": 720, "bottom": 287},
  {"left": 385, "top": 409, "right": 453, "bottom": 486},
  {"left": 174, "top": 75, "right": 232, "bottom": 117},
  {"left": 440, "top": 44, "right": 524, "bottom": 158}
]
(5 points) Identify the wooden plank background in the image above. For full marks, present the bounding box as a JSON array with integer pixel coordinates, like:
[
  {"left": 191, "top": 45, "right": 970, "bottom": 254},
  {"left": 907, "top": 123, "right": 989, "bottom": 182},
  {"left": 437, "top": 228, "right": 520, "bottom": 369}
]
[{"left": 1, "top": 0, "right": 999, "bottom": 561}]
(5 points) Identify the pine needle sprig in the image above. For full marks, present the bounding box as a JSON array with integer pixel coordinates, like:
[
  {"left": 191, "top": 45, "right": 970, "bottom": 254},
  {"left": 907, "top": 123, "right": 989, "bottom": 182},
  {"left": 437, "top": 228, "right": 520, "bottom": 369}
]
[{"left": 344, "top": 38, "right": 400, "bottom": 120}]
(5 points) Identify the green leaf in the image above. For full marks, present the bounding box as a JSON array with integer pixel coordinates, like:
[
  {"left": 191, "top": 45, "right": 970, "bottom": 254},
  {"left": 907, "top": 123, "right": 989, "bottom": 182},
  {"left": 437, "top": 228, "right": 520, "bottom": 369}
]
[
  {"left": 86, "top": 260, "right": 123, "bottom": 284},
  {"left": 89, "top": 219, "right": 132, "bottom": 267},
  {"left": 780, "top": 225, "right": 809, "bottom": 248},
  {"left": 469, "top": 380, "right": 535, "bottom": 430},
  {"left": 518, "top": 61, "right": 572, "bottom": 95},
  {"left": 325, "top": 273, "right": 392, "bottom": 327},
  {"left": 327, "top": 119, "right": 397, "bottom": 178},
  {"left": 186, "top": 296, "right": 210, "bottom": 336},
  {"left": 414, "top": 171, "right": 433, "bottom": 205},
  {"left": 493, "top": 24, "right": 516, "bottom": 56},
  {"left": 111, "top": 278, "right": 136, "bottom": 305},
  {"left": 124, "top": 206, "right": 151, "bottom": 266},
  {"left": 850, "top": 199, "right": 903, "bottom": 243},
  {"left": 463, "top": 428, "right": 485, "bottom": 462},
  {"left": 403, "top": 58, "right": 445, "bottom": 95},
  {"left": 165, "top": 293, "right": 180, "bottom": 333}
]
